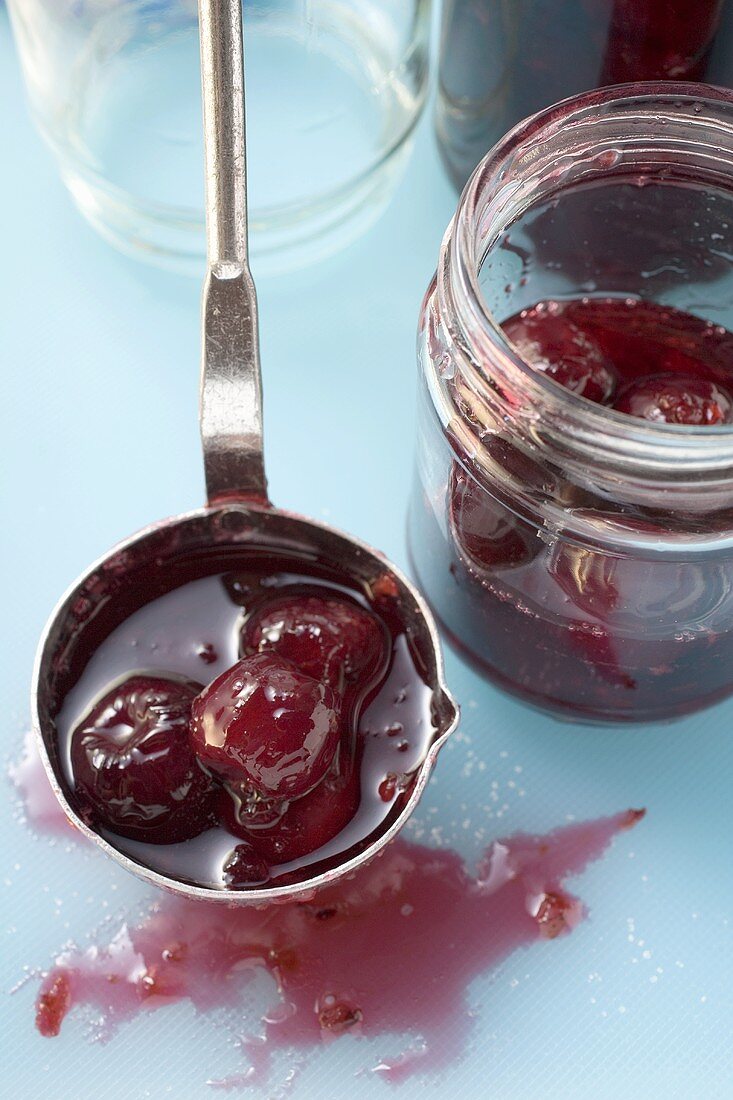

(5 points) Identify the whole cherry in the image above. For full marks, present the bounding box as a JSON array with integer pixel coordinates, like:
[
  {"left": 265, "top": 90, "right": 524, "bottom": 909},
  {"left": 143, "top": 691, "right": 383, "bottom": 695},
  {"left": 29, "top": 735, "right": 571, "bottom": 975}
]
[
  {"left": 70, "top": 675, "right": 216, "bottom": 843},
  {"left": 504, "top": 308, "right": 618, "bottom": 405},
  {"left": 449, "top": 464, "right": 538, "bottom": 572},
  {"left": 613, "top": 373, "right": 733, "bottom": 425},
  {"left": 241, "top": 594, "right": 385, "bottom": 692},
  {"left": 190, "top": 653, "right": 341, "bottom": 800},
  {"left": 248, "top": 746, "right": 362, "bottom": 866}
]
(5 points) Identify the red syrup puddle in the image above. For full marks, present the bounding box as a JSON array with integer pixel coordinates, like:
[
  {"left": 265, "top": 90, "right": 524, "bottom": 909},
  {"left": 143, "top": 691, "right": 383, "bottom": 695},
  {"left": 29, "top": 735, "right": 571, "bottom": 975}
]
[{"left": 32, "top": 808, "right": 645, "bottom": 1083}]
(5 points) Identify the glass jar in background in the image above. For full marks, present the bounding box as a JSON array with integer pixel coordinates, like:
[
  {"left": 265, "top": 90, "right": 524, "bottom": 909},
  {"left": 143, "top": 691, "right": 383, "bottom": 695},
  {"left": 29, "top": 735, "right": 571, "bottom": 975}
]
[
  {"left": 7, "top": 0, "right": 430, "bottom": 272},
  {"left": 409, "top": 84, "right": 733, "bottom": 723},
  {"left": 436, "top": 0, "right": 733, "bottom": 189}
]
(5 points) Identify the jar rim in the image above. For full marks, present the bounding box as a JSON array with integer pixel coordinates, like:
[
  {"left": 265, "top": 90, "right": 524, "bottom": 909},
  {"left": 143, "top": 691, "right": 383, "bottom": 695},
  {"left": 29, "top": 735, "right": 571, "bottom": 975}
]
[{"left": 445, "top": 81, "right": 733, "bottom": 473}]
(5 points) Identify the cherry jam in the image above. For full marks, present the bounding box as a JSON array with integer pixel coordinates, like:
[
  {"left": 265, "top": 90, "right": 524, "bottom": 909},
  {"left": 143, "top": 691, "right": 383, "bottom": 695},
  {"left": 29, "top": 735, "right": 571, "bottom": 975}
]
[
  {"left": 502, "top": 297, "right": 733, "bottom": 423},
  {"left": 412, "top": 296, "right": 733, "bottom": 721},
  {"left": 32, "top": 806, "right": 645, "bottom": 1081},
  {"left": 414, "top": 78, "right": 733, "bottom": 723},
  {"left": 53, "top": 548, "right": 439, "bottom": 888}
]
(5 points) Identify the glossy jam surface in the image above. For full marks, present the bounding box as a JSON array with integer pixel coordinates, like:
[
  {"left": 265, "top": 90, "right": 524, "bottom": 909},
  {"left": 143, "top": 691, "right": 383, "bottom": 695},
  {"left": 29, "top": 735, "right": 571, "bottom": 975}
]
[
  {"left": 242, "top": 593, "right": 386, "bottom": 687},
  {"left": 412, "top": 297, "right": 733, "bottom": 721},
  {"left": 33, "top": 806, "right": 644, "bottom": 1082},
  {"left": 54, "top": 551, "right": 439, "bottom": 888},
  {"left": 503, "top": 297, "right": 733, "bottom": 423},
  {"left": 437, "top": 0, "right": 728, "bottom": 187},
  {"left": 190, "top": 653, "right": 342, "bottom": 799}
]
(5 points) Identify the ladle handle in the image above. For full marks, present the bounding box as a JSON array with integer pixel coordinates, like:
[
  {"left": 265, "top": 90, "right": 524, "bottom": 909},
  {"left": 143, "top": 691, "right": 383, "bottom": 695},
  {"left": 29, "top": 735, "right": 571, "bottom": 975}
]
[{"left": 198, "top": 0, "right": 267, "bottom": 504}]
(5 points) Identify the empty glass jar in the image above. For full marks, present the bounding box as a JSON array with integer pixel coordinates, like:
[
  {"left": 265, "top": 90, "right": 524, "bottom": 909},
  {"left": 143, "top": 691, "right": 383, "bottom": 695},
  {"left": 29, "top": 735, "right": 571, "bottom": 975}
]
[
  {"left": 410, "top": 84, "right": 733, "bottom": 723},
  {"left": 8, "top": 0, "right": 430, "bottom": 272}
]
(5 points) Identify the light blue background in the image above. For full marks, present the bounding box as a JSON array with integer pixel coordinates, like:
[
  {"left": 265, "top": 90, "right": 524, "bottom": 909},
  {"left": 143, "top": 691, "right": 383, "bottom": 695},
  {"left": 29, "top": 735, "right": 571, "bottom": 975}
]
[{"left": 2, "top": 12, "right": 732, "bottom": 1097}]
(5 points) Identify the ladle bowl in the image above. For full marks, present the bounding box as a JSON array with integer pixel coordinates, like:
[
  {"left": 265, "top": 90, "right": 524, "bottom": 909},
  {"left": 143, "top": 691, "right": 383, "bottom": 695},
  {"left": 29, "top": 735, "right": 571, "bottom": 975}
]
[{"left": 30, "top": 0, "right": 458, "bottom": 903}]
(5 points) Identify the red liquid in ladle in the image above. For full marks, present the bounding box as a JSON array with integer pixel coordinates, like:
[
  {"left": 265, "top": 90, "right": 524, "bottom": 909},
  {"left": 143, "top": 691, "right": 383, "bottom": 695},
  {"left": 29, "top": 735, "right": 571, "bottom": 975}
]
[{"left": 51, "top": 549, "right": 440, "bottom": 890}]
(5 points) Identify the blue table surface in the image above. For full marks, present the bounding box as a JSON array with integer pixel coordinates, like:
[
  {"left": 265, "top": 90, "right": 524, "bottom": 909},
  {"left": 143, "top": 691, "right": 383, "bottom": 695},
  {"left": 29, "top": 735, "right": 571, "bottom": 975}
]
[{"left": 2, "top": 13, "right": 732, "bottom": 1098}]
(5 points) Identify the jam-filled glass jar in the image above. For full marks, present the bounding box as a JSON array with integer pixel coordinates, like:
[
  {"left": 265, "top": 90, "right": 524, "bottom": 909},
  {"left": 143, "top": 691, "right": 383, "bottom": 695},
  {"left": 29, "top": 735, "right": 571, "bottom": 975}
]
[
  {"left": 437, "top": 0, "right": 733, "bottom": 188},
  {"left": 409, "top": 84, "right": 733, "bottom": 723}
]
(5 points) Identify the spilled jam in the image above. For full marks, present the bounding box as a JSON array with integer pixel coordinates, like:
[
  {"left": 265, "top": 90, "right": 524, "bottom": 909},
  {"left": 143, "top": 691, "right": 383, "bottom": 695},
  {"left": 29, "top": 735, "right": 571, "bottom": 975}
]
[{"left": 19, "top": 738, "right": 642, "bottom": 1082}]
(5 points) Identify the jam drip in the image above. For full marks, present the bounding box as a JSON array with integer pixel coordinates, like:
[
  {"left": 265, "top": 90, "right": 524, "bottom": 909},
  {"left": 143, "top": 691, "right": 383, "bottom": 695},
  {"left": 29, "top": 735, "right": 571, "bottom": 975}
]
[
  {"left": 34, "top": 810, "right": 644, "bottom": 1082},
  {"left": 9, "top": 732, "right": 73, "bottom": 836}
]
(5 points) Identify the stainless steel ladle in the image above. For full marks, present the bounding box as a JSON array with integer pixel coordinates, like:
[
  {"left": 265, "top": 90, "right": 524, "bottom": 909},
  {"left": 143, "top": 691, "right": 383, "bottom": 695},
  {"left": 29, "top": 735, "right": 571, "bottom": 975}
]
[{"left": 31, "top": 0, "right": 458, "bottom": 903}]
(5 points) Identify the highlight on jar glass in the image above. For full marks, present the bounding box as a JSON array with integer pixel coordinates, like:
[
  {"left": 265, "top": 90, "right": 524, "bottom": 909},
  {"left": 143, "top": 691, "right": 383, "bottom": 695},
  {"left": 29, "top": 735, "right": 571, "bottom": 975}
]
[
  {"left": 7, "top": 0, "right": 430, "bottom": 273},
  {"left": 409, "top": 83, "right": 733, "bottom": 724},
  {"left": 436, "top": 0, "right": 733, "bottom": 189}
]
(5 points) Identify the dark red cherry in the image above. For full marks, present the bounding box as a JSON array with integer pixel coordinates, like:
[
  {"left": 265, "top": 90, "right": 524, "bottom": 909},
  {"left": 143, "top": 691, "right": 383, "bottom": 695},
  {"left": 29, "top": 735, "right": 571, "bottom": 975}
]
[
  {"left": 190, "top": 654, "right": 341, "bottom": 800},
  {"left": 249, "top": 748, "right": 362, "bottom": 866},
  {"left": 549, "top": 540, "right": 635, "bottom": 690},
  {"left": 549, "top": 513, "right": 666, "bottom": 619},
  {"left": 549, "top": 541, "right": 621, "bottom": 619},
  {"left": 504, "top": 309, "right": 618, "bottom": 405},
  {"left": 449, "top": 464, "right": 538, "bottom": 571},
  {"left": 70, "top": 676, "right": 215, "bottom": 844},
  {"left": 613, "top": 373, "right": 733, "bottom": 424},
  {"left": 222, "top": 843, "right": 270, "bottom": 888},
  {"left": 241, "top": 595, "right": 385, "bottom": 691}
]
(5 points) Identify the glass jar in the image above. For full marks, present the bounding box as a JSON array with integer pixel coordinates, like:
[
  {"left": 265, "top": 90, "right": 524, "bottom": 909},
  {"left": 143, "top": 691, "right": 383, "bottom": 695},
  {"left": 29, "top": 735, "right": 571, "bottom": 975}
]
[
  {"left": 7, "top": 0, "right": 430, "bottom": 273},
  {"left": 409, "top": 83, "right": 733, "bottom": 723},
  {"left": 436, "top": 0, "right": 733, "bottom": 189}
]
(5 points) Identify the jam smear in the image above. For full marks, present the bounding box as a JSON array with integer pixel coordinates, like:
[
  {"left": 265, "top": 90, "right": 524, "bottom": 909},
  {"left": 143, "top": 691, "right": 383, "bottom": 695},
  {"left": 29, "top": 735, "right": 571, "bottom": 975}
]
[
  {"left": 53, "top": 551, "right": 439, "bottom": 889},
  {"left": 33, "top": 809, "right": 644, "bottom": 1081},
  {"left": 9, "top": 732, "right": 74, "bottom": 837},
  {"left": 36, "top": 970, "right": 72, "bottom": 1038}
]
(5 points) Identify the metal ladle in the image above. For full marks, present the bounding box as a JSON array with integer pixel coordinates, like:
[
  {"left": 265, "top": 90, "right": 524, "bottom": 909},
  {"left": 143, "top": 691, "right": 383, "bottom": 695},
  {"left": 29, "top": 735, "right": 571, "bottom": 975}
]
[{"left": 31, "top": 0, "right": 458, "bottom": 903}]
